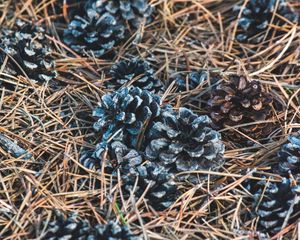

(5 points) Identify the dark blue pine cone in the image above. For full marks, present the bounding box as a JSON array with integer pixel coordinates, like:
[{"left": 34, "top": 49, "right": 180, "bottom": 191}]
[
  {"left": 79, "top": 142, "right": 116, "bottom": 170},
  {"left": 86, "top": 0, "right": 153, "bottom": 29},
  {"left": 80, "top": 141, "right": 142, "bottom": 171},
  {"left": 245, "top": 176, "right": 300, "bottom": 235},
  {"left": 93, "top": 221, "right": 141, "bottom": 240},
  {"left": 93, "top": 87, "right": 161, "bottom": 149},
  {"left": 276, "top": 130, "right": 300, "bottom": 175},
  {"left": 0, "top": 20, "right": 57, "bottom": 83},
  {"left": 41, "top": 210, "right": 140, "bottom": 240},
  {"left": 145, "top": 107, "right": 225, "bottom": 182},
  {"left": 80, "top": 142, "right": 177, "bottom": 210},
  {"left": 41, "top": 211, "right": 93, "bottom": 239},
  {"left": 122, "top": 161, "right": 177, "bottom": 210},
  {"left": 235, "top": 0, "right": 298, "bottom": 43},
  {"left": 174, "top": 70, "right": 208, "bottom": 92},
  {"left": 63, "top": 10, "right": 125, "bottom": 58},
  {"left": 107, "top": 59, "right": 164, "bottom": 93}
]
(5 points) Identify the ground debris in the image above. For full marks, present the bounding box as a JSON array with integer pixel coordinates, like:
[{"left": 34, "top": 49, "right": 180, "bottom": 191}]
[{"left": 0, "top": 134, "right": 32, "bottom": 160}]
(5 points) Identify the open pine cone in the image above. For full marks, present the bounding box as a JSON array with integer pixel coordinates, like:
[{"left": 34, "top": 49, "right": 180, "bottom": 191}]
[
  {"left": 207, "top": 75, "right": 276, "bottom": 144},
  {"left": 80, "top": 142, "right": 177, "bottom": 210},
  {"left": 235, "top": 0, "right": 298, "bottom": 43},
  {"left": 80, "top": 141, "right": 142, "bottom": 171},
  {"left": 276, "top": 130, "right": 300, "bottom": 175},
  {"left": 63, "top": 11, "right": 125, "bottom": 58},
  {"left": 93, "top": 221, "right": 141, "bottom": 240},
  {"left": 245, "top": 176, "right": 300, "bottom": 235},
  {"left": 122, "top": 161, "right": 178, "bottom": 210},
  {"left": 86, "top": 0, "right": 153, "bottom": 29},
  {"left": 42, "top": 211, "right": 93, "bottom": 239},
  {"left": 0, "top": 20, "right": 57, "bottom": 83},
  {"left": 145, "top": 107, "right": 225, "bottom": 181},
  {"left": 93, "top": 87, "right": 161, "bottom": 149},
  {"left": 108, "top": 59, "right": 164, "bottom": 93},
  {"left": 41, "top": 211, "right": 140, "bottom": 240},
  {"left": 174, "top": 70, "right": 209, "bottom": 92}
]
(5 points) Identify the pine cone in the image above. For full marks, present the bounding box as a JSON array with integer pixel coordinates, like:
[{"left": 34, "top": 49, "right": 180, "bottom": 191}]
[
  {"left": 80, "top": 141, "right": 142, "bottom": 171},
  {"left": 0, "top": 20, "right": 57, "bottom": 83},
  {"left": 276, "top": 131, "right": 300, "bottom": 175},
  {"left": 207, "top": 75, "right": 275, "bottom": 143},
  {"left": 93, "top": 221, "right": 141, "bottom": 240},
  {"left": 245, "top": 176, "right": 300, "bottom": 235},
  {"left": 235, "top": 0, "right": 298, "bottom": 43},
  {"left": 78, "top": 141, "right": 141, "bottom": 191},
  {"left": 42, "top": 211, "right": 140, "bottom": 240},
  {"left": 108, "top": 59, "right": 164, "bottom": 93},
  {"left": 145, "top": 107, "right": 225, "bottom": 181},
  {"left": 42, "top": 211, "right": 93, "bottom": 239},
  {"left": 174, "top": 70, "right": 208, "bottom": 92},
  {"left": 86, "top": 0, "right": 153, "bottom": 29},
  {"left": 80, "top": 142, "right": 176, "bottom": 210},
  {"left": 93, "top": 87, "right": 161, "bottom": 149},
  {"left": 79, "top": 142, "right": 115, "bottom": 171},
  {"left": 122, "top": 161, "right": 177, "bottom": 210},
  {"left": 63, "top": 11, "right": 125, "bottom": 58}
]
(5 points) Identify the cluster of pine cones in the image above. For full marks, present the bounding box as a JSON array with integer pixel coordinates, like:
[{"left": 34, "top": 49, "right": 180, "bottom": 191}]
[{"left": 0, "top": 0, "right": 300, "bottom": 239}]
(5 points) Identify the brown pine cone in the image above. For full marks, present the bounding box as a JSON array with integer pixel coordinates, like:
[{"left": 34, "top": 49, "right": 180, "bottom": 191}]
[{"left": 207, "top": 75, "right": 276, "bottom": 143}]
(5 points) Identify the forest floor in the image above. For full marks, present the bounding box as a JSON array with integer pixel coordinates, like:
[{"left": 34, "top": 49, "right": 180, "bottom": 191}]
[{"left": 0, "top": 0, "right": 300, "bottom": 239}]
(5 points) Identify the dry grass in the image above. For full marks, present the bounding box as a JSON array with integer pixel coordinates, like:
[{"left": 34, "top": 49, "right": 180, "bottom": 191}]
[{"left": 0, "top": 0, "right": 299, "bottom": 239}]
